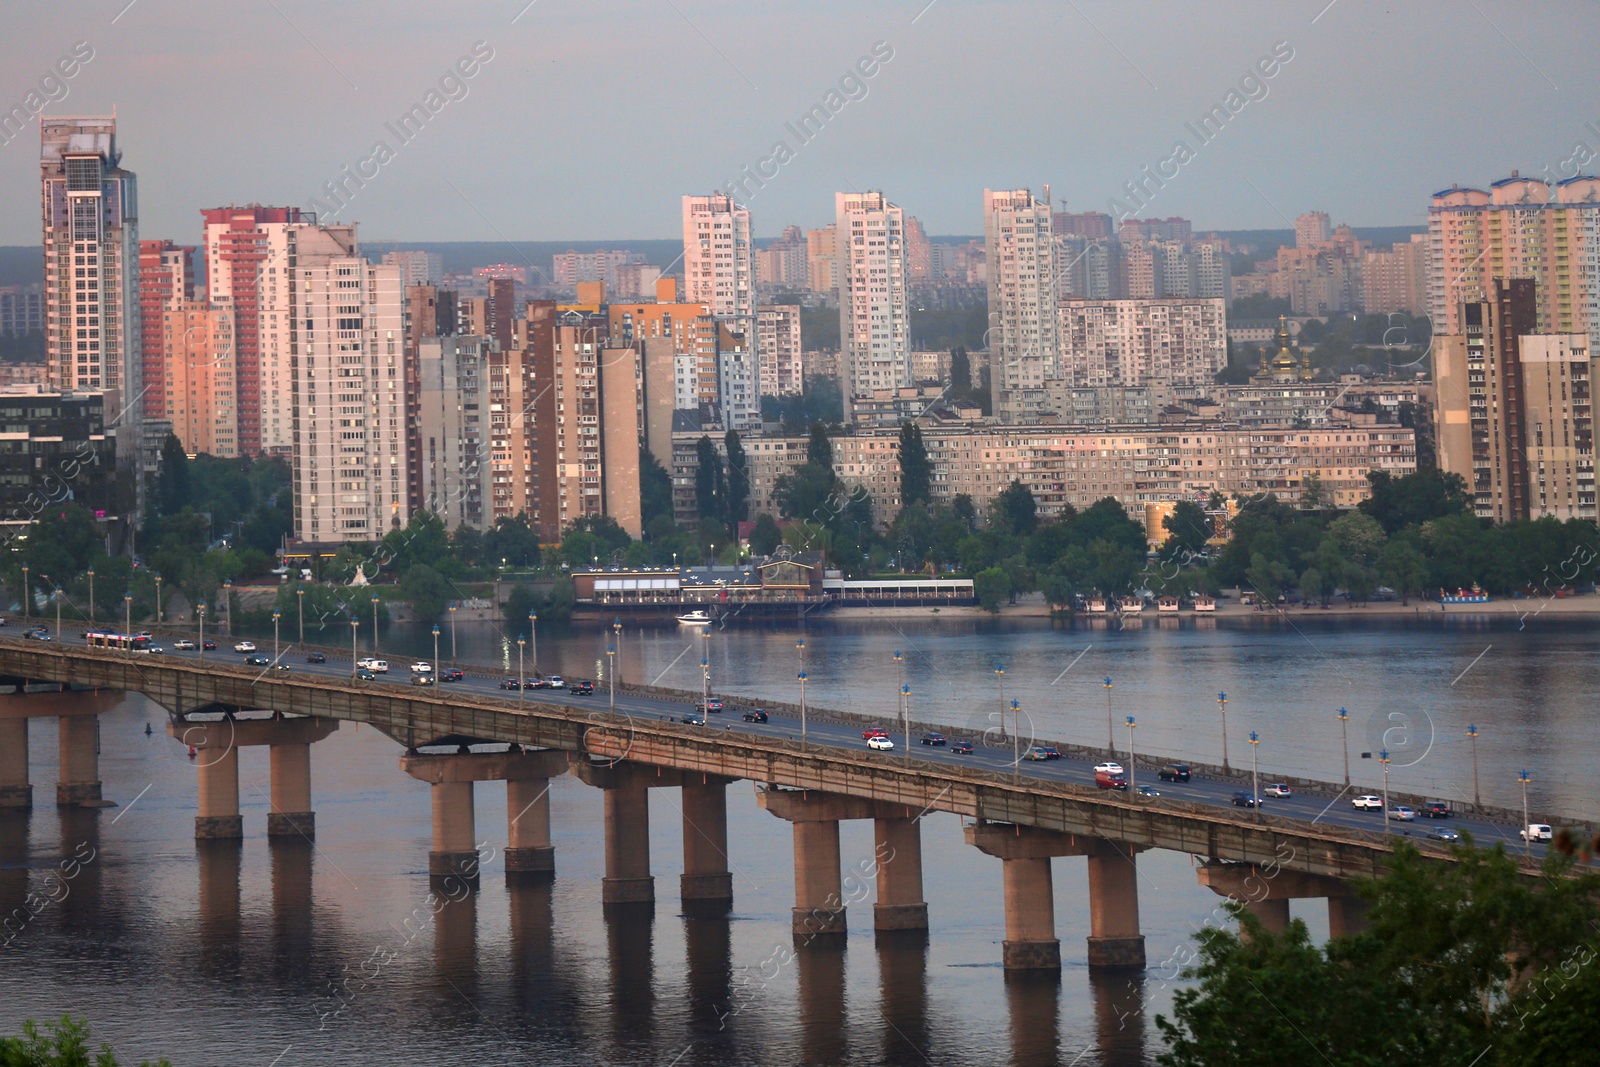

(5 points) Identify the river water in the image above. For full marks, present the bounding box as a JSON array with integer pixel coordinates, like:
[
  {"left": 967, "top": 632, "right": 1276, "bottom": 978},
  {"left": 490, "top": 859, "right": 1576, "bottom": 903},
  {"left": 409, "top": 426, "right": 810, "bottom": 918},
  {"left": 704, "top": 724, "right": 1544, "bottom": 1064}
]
[{"left": 2, "top": 614, "right": 1594, "bottom": 1066}]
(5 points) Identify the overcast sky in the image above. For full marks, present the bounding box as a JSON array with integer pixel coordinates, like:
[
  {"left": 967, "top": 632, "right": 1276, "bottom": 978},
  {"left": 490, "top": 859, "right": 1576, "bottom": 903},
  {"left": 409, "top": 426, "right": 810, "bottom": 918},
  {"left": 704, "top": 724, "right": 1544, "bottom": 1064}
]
[{"left": 1, "top": 0, "right": 1594, "bottom": 246}]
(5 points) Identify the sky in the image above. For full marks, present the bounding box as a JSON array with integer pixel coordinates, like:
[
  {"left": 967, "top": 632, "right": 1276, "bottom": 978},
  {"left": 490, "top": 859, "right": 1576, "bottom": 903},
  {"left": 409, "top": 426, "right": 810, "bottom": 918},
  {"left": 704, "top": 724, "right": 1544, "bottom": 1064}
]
[{"left": 0, "top": 0, "right": 1596, "bottom": 246}]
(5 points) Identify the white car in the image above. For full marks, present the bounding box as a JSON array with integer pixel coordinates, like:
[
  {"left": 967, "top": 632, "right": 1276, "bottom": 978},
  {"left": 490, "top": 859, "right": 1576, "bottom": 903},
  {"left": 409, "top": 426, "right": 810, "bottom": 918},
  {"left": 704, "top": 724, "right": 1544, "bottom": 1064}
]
[
  {"left": 1093, "top": 762, "right": 1124, "bottom": 775},
  {"left": 173, "top": 639, "right": 196, "bottom": 650},
  {"left": 357, "top": 657, "right": 389, "bottom": 673},
  {"left": 547, "top": 675, "right": 565, "bottom": 689},
  {"left": 1521, "top": 823, "right": 1553, "bottom": 842},
  {"left": 233, "top": 641, "right": 257, "bottom": 653},
  {"left": 866, "top": 735, "right": 895, "bottom": 751},
  {"left": 1352, "top": 794, "right": 1383, "bottom": 811},
  {"left": 410, "top": 662, "right": 433, "bottom": 674},
  {"left": 1264, "top": 784, "right": 1293, "bottom": 798},
  {"left": 1388, "top": 806, "right": 1416, "bottom": 821}
]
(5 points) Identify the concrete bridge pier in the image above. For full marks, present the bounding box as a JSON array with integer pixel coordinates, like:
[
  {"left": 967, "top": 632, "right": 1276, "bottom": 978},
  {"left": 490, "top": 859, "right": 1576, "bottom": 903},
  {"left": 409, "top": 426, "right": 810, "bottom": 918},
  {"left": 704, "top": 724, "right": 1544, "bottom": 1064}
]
[
  {"left": 1197, "top": 861, "right": 1371, "bottom": 939},
  {"left": 874, "top": 811, "right": 929, "bottom": 933},
  {"left": 680, "top": 774, "right": 734, "bottom": 914},
  {"left": 0, "top": 719, "right": 28, "bottom": 809},
  {"left": 196, "top": 744, "right": 243, "bottom": 840},
  {"left": 503, "top": 749, "right": 568, "bottom": 877},
  {"left": 56, "top": 714, "right": 103, "bottom": 806},
  {"left": 172, "top": 715, "right": 339, "bottom": 840},
  {"left": 1085, "top": 839, "right": 1147, "bottom": 968},
  {"left": 268, "top": 742, "right": 313, "bottom": 838}
]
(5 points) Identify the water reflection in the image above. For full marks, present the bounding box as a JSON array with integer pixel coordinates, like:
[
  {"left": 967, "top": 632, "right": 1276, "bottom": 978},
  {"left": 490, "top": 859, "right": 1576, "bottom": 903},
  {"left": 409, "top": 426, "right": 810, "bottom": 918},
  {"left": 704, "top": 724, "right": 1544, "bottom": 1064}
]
[
  {"left": 433, "top": 887, "right": 477, "bottom": 996},
  {"left": 1090, "top": 968, "right": 1146, "bottom": 1066},
  {"left": 270, "top": 837, "right": 314, "bottom": 979},
  {"left": 875, "top": 930, "right": 930, "bottom": 1062},
  {"left": 0, "top": 813, "right": 28, "bottom": 931},
  {"left": 605, "top": 903, "right": 654, "bottom": 1053},
  {"left": 1006, "top": 971, "right": 1061, "bottom": 1067},
  {"left": 195, "top": 839, "right": 242, "bottom": 975},
  {"left": 796, "top": 940, "right": 846, "bottom": 1065}
]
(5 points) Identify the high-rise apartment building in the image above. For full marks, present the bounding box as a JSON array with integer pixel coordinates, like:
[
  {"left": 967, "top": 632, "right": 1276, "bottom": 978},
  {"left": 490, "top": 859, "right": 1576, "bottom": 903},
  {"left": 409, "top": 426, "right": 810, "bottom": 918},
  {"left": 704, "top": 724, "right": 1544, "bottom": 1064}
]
[
  {"left": 289, "top": 232, "right": 408, "bottom": 542},
  {"left": 985, "top": 188, "right": 1059, "bottom": 423},
  {"left": 1054, "top": 211, "right": 1114, "bottom": 239},
  {"left": 40, "top": 116, "right": 140, "bottom": 425},
  {"left": 381, "top": 250, "right": 444, "bottom": 291},
  {"left": 756, "top": 304, "right": 803, "bottom": 396},
  {"left": 1435, "top": 279, "right": 1597, "bottom": 521},
  {"left": 1057, "top": 298, "right": 1227, "bottom": 389},
  {"left": 201, "top": 205, "right": 311, "bottom": 455},
  {"left": 905, "top": 216, "right": 932, "bottom": 283},
  {"left": 1428, "top": 175, "right": 1600, "bottom": 337},
  {"left": 137, "top": 240, "right": 195, "bottom": 420},
  {"left": 682, "top": 194, "right": 754, "bottom": 324},
  {"left": 0, "top": 285, "right": 45, "bottom": 337},
  {"left": 806, "top": 224, "right": 839, "bottom": 294},
  {"left": 552, "top": 250, "right": 645, "bottom": 292},
  {"left": 160, "top": 301, "right": 237, "bottom": 458},
  {"left": 1295, "top": 211, "right": 1331, "bottom": 249},
  {"left": 417, "top": 335, "right": 493, "bottom": 529},
  {"left": 1119, "top": 217, "right": 1192, "bottom": 243},
  {"left": 836, "top": 191, "right": 910, "bottom": 421},
  {"left": 1361, "top": 234, "right": 1429, "bottom": 316}
]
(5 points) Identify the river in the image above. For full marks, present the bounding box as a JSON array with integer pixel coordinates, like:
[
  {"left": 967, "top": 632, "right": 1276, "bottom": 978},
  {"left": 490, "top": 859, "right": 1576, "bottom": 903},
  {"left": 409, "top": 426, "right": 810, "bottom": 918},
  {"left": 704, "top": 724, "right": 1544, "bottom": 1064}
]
[{"left": 1, "top": 614, "right": 1594, "bottom": 1065}]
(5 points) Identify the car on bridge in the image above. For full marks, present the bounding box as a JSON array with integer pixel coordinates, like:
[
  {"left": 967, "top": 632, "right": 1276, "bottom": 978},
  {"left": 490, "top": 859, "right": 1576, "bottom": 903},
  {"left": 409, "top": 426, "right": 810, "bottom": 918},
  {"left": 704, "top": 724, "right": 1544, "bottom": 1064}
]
[
  {"left": 410, "top": 662, "right": 433, "bottom": 675},
  {"left": 863, "top": 727, "right": 890, "bottom": 740},
  {"left": 23, "top": 627, "right": 51, "bottom": 641},
  {"left": 1352, "top": 794, "right": 1383, "bottom": 811},
  {"left": 356, "top": 668, "right": 376, "bottom": 681},
  {"left": 1136, "top": 785, "right": 1161, "bottom": 798},
  {"left": 1095, "top": 770, "right": 1129, "bottom": 790},
  {"left": 680, "top": 714, "right": 707, "bottom": 726},
  {"left": 1157, "top": 764, "right": 1191, "bottom": 782},
  {"left": 951, "top": 740, "right": 974, "bottom": 755},
  {"left": 173, "top": 639, "right": 196, "bottom": 651},
  {"left": 702, "top": 698, "right": 724, "bottom": 712},
  {"left": 134, "top": 646, "right": 165, "bottom": 655},
  {"left": 245, "top": 654, "right": 270, "bottom": 666},
  {"left": 271, "top": 663, "right": 291, "bottom": 672},
  {"left": 203, "top": 641, "right": 217, "bottom": 651},
  {"left": 1024, "top": 747, "right": 1050, "bottom": 761},
  {"left": 547, "top": 676, "right": 566, "bottom": 689},
  {"left": 1038, "top": 746, "right": 1062, "bottom": 760},
  {"left": 1093, "top": 761, "right": 1124, "bottom": 775},
  {"left": 742, "top": 709, "right": 769, "bottom": 723},
  {"left": 1521, "top": 823, "right": 1553, "bottom": 842},
  {"left": 499, "top": 679, "right": 522, "bottom": 690},
  {"left": 441, "top": 668, "right": 464, "bottom": 682},
  {"left": 357, "top": 658, "right": 388, "bottom": 673},
  {"left": 571, "top": 680, "right": 594, "bottom": 695},
  {"left": 866, "top": 735, "right": 895, "bottom": 751},
  {"left": 1421, "top": 801, "right": 1452, "bottom": 818},
  {"left": 412, "top": 674, "right": 436, "bottom": 686},
  {"left": 1264, "top": 784, "right": 1293, "bottom": 798},
  {"left": 522, "top": 678, "right": 544, "bottom": 689},
  {"left": 234, "top": 641, "right": 257, "bottom": 653},
  {"left": 1426, "top": 826, "right": 1461, "bottom": 842},
  {"left": 1231, "top": 791, "right": 1261, "bottom": 807},
  {"left": 919, "top": 733, "right": 946, "bottom": 746},
  {"left": 1387, "top": 806, "right": 1416, "bottom": 821},
  {"left": 306, "top": 652, "right": 326, "bottom": 663}
]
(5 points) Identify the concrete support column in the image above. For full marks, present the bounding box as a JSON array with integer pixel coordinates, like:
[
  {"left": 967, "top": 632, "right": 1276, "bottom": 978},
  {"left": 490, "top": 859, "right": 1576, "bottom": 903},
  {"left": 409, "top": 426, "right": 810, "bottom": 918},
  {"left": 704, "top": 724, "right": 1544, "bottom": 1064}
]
[
  {"left": 504, "top": 776, "right": 554, "bottom": 875},
  {"left": 1327, "top": 894, "right": 1372, "bottom": 939},
  {"left": 1085, "top": 840, "right": 1145, "bottom": 968},
  {"left": 873, "top": 817, "right": 928, "bottom": 932},
  {"left": 602, "top": 778, "right": 653, "bottom": 905},
  {"left": 0, "top": 718, "right": 29, "bottom": 809},
  {"left": 56, "top": 715, "right": 102, "bottom": 806},
  {"left": 1247, "top": 897, "right": 1291, "bottom": 934},
  {"left": 680, "top": 777, "right": 733, "bottom": 911},
  {"left": 1001, "top": 856, "right": 1060, "bottom": 970},
  {"left": 430, "top": 780, "right": 478, "bottom": 882},
  {"left": 267, "top": 742, "right": 314, "bottom": 838},
  {"left": 196, "top": 745, "right": 243, "bottom": 840},
  {"left": 792, "top": 818, "right": 846, "bottom": 938}
]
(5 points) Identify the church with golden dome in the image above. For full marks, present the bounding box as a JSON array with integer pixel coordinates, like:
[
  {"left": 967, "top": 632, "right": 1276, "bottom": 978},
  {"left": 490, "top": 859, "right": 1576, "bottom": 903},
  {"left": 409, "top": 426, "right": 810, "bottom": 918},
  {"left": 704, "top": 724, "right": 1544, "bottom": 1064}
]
[{"left": 1252, "top": 316, "right": 1314, "bottom": 383}]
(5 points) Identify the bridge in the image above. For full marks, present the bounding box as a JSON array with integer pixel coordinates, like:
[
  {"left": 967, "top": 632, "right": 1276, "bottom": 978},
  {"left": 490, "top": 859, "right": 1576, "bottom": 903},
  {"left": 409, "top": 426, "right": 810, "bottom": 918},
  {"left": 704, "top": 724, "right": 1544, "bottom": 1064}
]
[{"left": 0, "top": 635, "right": 1558, "bottom": 973}]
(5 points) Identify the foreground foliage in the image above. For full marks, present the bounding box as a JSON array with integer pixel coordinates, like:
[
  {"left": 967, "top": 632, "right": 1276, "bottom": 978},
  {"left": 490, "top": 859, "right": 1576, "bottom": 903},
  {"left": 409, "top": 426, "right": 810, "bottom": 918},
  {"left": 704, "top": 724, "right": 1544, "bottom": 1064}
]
[{"left": 0, "top": 1017, "right": 170, "bottom": 1067}]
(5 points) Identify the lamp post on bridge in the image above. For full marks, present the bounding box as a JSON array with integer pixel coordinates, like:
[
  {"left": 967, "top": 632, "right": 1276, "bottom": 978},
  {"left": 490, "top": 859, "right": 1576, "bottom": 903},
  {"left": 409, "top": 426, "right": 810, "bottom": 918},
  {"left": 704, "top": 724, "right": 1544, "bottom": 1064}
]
[
  {"left": 893, "top": 650, "right": 904, "bottom": 741},
  {"left": 370, "top": 594, "right": 380, "bottom": 655},
  {"left": 1217, "top": 691, "right": 1230, "bottom": 774},
  {"left": 1248, "top": 730, "right": 1261, "bottom": 818},
  {"left": 154, "top": 573, "right": 162, "bottom": 626},
  {"left": 607, "top": 639, "right": 616, "bottom": 714},
  {"left": 86, "top": 567, "right": 93, "bottom": 624},
  {"left": 1011, "top": 698, "right": 1021, "bottom": 782},
  {"left": 1468, "top": 724, "right": 1481, "bottom": 809},
  {"left": 432, "top": 624, "right": 440, "bottom": 677},
  {"left": 448, "top": 604, "right": 457, "bottom": 664},
  {"left": 529, "top": 612, "right": 538, "bottom": 676},
  {"left": 54, "top": 586, "right": 61, "bottom": 643},
  {"left": 1338, "top": 706, "right": 1350, "bottom": 788},
  {"left": 296, "top": 585, "right": 304, "bottom": 646},
  {"left": 272, "top": 610, "right": 281, "bottom": 668},
  {"left": 349, "top": 617, "right": 359, "bottom": 678},
  {"left": 1378, "top": 748, "right": 1392, "bottom": 832},
  {"left": 123, "top": 592, "right": 132, "bottom": 654},
  {"left": 20, "top": 564, "right": 27, "bottom": 622},
  {"left": 197, "top": 603, "right": 206, "bottom": 661},
  {"left": 1518, "top": 769, "right": 1532, "bottom": 859},
  {"left": 994, "top": 663, "right": 1006, "bottom": 742},
  {"left": 1126, "top": 715, "right": 1137, "bottom": 794},
  {"left": 612, "top": 617, "right": 623, "bottom": 693},
  {"left": 1103, "top": 676, "right": 1114, "bottom": 751},
  {"left": 798, "top": 668, "right": 808, "bottom": 749},
  {"left": 901, "top": 683, "right": 911, "bottom": 765}
]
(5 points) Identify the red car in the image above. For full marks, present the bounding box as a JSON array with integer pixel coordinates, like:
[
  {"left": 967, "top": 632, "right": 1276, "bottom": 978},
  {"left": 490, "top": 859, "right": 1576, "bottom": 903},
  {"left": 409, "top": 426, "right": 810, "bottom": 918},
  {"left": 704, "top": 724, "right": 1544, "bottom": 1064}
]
[{"left": 862, "top": 727, "right": 890, "bottom": 740}]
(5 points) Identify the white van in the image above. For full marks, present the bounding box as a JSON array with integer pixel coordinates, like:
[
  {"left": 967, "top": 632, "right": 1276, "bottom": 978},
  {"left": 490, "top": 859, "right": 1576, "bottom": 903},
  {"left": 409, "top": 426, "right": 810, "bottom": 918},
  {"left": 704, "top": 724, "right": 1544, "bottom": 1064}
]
[
  {"left": 1520, "top": 823, "right": 1553, "bottom": 842},
  {"left": 357, "top": 657, "right": 389, "bottom": 673}
]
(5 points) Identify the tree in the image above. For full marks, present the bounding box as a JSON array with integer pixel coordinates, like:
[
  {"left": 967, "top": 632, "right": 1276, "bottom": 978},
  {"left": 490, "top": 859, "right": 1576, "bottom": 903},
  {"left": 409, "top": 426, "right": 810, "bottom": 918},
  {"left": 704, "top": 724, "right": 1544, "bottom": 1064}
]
[
  {"left": 400, "top": 563, "right": 451, "bottom": 623},
  {"left": 723, "top": 429, "right": 749, "bottom": 525},
  {"left": 973, "top": 566, "right": 1011, "bottom": 612},
  {"left": 483, "top": 514, "right": 540, "bottom": 568},
  {"left": 1244, "top": 551, "right": 1294, "bottom": 603},
  {"left": 640, "top": 447, "right": 674, "bottom": 532},
  {"left": 379, "top": 511, "right": 448, "bottom": 575},
  {"left": 1161, "top": 501, "right": 1212, "bottom": 563},
  {"left": 806, "top": 421, "right": 833, "bottom": 469},
  {"left": 1361, "top": 469, "right": 1470, "bottom": 533},
  {"left": 154, "top": 434, "right": 190, "bottom": 520},
  {"left": 897, "top": 421, "right": 930, "bottom": 508},
  {"left": 748, "top": 513, "right": 781, "bottom": 556},
  {"left": 1380, "top": 540, "right": 1428, "bottom": 604},
  {"left": 1297, "top": 472, "right": 1327, "bottom": 510},
  {"left": 1, "top": 1017, "right": 172, "bottom": 1066},
  {"left": 992, "top": 480, "right": 1037, "bottom": 536},
  {"left": 694, "top": 435, "right": 724, "bottom": 523}
]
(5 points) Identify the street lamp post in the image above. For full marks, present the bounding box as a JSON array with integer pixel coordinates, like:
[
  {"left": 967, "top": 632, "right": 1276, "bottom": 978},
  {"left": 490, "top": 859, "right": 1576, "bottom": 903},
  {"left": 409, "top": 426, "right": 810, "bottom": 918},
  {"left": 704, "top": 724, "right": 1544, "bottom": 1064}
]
[
  {"left": 1011, "top": 698, "right": 1021, "bottom": 782},
  {"left": 1468, "top": 724, "right": 1480, "bottom": 809},
  {"left": 349, "top": 618, "right": 359, "bottom": 678},
  {"left": 517, "top": 635, "right": 526, "bottom": 705},
  {"left": 612, "top": 617, "right": 623, "bottom": 693},
  {"left": 371, "top": 595, "right": 380, "bottom": 654},
  {"left": 123, "top": 592, "right": 132, "bottom": 653},
  {"left": 894, "top": 650, "right": 904, "bottom": 739},
  {"left": 529, "top": 612, "right": 538, "bottom": 675},
  {"left": 154, "top": 573, "right": 162, "bottom": 626},
  {"left": 700, "top": 637, "right": 710, "bottom": 714},
  {"left": 54, "top": 586, "right": 61, "bottom": 642},
  {"left": 272, "top": 610, "right": 281, "bottom": 667},
  {"left": 1518, "top": 769, "right": 1532, "bottom": 859},
  {"left": 432, "top": 624, "right": 440, "bottom": 676},
  {"left": 608, "top": 640, "right": 616, "bottom": 713},
  {"left": 798, "top": 668, "right": 808, "bottom": 748},
  {"left": 20, "top": 564, "right": 28, "bottom": 621},
  {"left": 901, "top": 683, "right": 911, "bottom": 764},
  {"left": 1378, "top": 748, "right": 1392, "bottom": 830},
  {"left": 1217, "top": 692, "right": 1230, "bottom": 774},
  {"left": 222, "top": 580, "right": 232, "bottom": 637},
  {"left": 448, "top": 604, "right": 457, "bottom": 664},
  {"left": 86, "top": 567, "right": 93, "bottom": 624},
  {"left": 1126, "top": 715, "right": 1137, "bottom": 793},
  {"left": 197, "top": 603, "right": 206, "bottom": 661},
  {"left": 296, "top": 585, "right": 304, "bottom": 645},
  {"left": 1248, "top": 730, "right": 1261, "bottom": 817},
  {"left": 1103, "top": 677, "right": 1114, "bottom": 751},
  {"left": 994, "top": 663, "right": 1006, "bottom": 742},
  {"left": 1338, "top": 706, "right": 1350, "bottom": 787}
]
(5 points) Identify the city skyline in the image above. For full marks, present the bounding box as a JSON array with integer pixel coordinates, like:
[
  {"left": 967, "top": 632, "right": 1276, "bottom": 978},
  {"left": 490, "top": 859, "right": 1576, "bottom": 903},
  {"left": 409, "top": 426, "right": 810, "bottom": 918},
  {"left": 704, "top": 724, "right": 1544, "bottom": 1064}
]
[{"left": 2, "top": 1, "right": 1597, "bottom": 245}]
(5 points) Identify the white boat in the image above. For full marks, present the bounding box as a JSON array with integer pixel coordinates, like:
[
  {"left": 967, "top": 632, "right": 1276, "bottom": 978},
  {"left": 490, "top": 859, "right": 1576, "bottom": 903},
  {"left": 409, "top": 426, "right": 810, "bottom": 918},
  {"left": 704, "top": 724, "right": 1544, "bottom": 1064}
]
[{"left": 676, "top": 610, "right": 712, "bottom": 625}]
